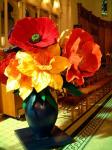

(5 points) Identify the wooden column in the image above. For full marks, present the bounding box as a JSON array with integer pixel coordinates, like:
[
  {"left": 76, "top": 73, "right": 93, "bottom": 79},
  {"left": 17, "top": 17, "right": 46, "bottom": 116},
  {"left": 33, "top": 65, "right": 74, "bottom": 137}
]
[
  {"left": 71, "top": 0, "right": 78, "bottom": 26},
  {"left": 36, "top": 7, "right": 41, "bottom": 18},
  {"left": 18, "top": 0, "right": 23, "bottom": 19},
  {"left": 17, "top": 0, "right": 26, "bottom": 19},
  {"left": 0, "top": 12, "right": 2, "bottom": 46},
  {"left": 4, "top": 0, "right": 8, "bottom": 47},
  {"left": 0, "top": 0, "right": 3, "bottom": 47},
  {"left": 60, "top": 0, "right": 73, "bottom": 32},
  {"left": 0, "top": 11, "right": 2, "bottom": 113},
  {"left": 0, "top": 84, "right": 3, "bottom": 113},
  {"left": 22, "top": 0, "right": 26, "bottom": 18}
]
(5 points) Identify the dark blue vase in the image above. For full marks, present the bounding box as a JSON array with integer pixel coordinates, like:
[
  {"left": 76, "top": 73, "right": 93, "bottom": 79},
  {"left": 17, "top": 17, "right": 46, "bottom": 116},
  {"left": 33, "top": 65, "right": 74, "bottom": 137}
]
[{"left": 25, "top": 88, "right": 58, "bottom": 138}]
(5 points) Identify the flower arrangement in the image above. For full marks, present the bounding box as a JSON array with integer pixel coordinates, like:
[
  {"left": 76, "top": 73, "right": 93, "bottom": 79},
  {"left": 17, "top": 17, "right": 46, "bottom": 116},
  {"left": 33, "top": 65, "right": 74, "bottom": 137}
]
[{"left": 0, "top": 17, "right": 102, "bottom": 102}]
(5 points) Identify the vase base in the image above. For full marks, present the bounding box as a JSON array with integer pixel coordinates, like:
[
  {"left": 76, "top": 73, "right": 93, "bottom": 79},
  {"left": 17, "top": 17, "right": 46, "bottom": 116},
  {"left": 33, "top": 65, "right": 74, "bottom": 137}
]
[{"left": 15, "top": 126, "right": 73, "bottom": 150}]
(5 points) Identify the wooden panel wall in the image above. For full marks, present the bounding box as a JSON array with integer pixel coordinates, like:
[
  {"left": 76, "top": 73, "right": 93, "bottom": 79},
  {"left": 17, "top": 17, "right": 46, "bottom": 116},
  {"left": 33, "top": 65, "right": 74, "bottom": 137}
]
[
  {"left": 0, "top": 84, "right": 23, "bottom": 118},
  {"left": 77, "top": 3, "right": 112, "bottom": 63},
  {"left": 0, "top": 84, "right": 3, "bottom": 113}
]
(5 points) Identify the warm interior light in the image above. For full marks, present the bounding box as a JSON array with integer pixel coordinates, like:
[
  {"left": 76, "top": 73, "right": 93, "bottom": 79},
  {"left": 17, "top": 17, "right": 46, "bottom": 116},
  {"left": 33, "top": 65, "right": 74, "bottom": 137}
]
[
  {"left": 18, "top": 1, "right": 21, "bottom": 8},
  {"left": 43, "top": 0, "right": 50, "bottom": 3},
  {"left": 41, "top": 0, "right": 52, "bottom": 12},
  {"left": 1, "top": 36, "right": 5, "bottom": 47},
  {"left": 52, "top": 0, "right": 60, "bottom": 15},
  {"left": 25, "top": 0, "right": 42, "bottom": 7},
  {"left": 53, "top": 0, "right": 60, "bottom": 9}
]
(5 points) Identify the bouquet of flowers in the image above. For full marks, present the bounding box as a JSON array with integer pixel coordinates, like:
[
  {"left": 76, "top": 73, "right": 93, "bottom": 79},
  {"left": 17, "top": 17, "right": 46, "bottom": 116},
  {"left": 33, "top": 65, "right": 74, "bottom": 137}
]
[
  {"left": 0, "top": 17, "right": 102, "bottom": 144},
  {"left": 0, "top": 17, "right": 102, "bottom": 101}
]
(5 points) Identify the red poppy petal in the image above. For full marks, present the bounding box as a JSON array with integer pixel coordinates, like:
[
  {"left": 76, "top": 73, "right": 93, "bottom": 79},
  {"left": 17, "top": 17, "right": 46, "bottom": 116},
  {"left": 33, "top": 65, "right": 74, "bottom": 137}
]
[
  {"left": 0, "top": 74, "right": 7, "bottom": 84},
  {"left": 65, "top": 28, "right": 93, "bottom": 56},
  {"left": 75, "top": 77, "right": 84, "bottom": 86},
  {"left": 9, "top": 17, "right": 59, "bottom": 52},
  {"left": 80, "top": 71, "right": 95, "bottom": 77},
  {"left": 69, "top": 52, "right": 82, "bottom": 69},
  {"left": 35, "top": 17, "right": 59, "bottom": 47},
  {"left": 66, "top": 65, "right": 84, "bottom": 86},
  {"left": 0, "top": 52, "right": 16, "bottom": 84},
  {"left": 80, "top": 41, "right": 94, "bottom": 56},
  {"left": 92, "top": 43, "right": 102, "bottom": 69},
  {"left": 66, "top": 65, "right": 81, "bottom": 82},
  {"left": 79, "top": 54, "right": 99, "bottom": 73},
  {"left": 9, "top": 17, "right": 36, "bottom": 43}
]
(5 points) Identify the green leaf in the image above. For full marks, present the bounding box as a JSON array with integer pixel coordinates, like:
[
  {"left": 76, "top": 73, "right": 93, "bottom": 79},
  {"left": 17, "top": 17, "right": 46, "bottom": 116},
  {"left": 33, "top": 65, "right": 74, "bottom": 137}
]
[
  {"left": 22, "top": 91, "right": 36, "bottom": 109},
  {"left": 22, "top": 101, "right": 27, "bottom": 109},
  {"left": 63, "top": 81, "right": 83, "bottom": 96},
  {"left": 40, "top": 88, "right": 58, "bottom": 109},
  {"left": 41, "top": 95, "right": 46, "bottom": 101}
]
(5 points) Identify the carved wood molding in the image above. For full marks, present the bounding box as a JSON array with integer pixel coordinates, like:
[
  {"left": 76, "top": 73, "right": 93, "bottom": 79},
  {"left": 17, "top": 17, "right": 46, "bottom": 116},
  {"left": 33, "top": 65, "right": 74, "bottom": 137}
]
[
  {"left": 77, "top": 3, "right": 112, "bottom": 28},
  {"left": 77, "top": 3, "right": 112, "bottom": 63}
]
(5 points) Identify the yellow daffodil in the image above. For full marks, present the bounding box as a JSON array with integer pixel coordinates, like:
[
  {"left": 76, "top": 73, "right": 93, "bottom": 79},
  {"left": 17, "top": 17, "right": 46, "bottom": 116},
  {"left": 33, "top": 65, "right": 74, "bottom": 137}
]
[{"left": 4, "top": 44, "right": 70, "bottom": 100}]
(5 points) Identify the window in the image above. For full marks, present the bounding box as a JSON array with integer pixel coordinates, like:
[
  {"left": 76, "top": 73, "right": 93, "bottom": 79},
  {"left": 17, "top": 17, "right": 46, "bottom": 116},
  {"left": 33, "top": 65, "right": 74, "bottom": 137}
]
[{"left": 102, "top": 0, "right": 107, "bottom": 16}]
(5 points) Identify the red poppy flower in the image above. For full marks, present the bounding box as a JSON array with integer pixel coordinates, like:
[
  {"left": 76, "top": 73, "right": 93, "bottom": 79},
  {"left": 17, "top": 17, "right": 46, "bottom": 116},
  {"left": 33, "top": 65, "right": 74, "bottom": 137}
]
[
  {"left": 62, "top": 28, "right": 102, "bottom": 85},
  {"left": 0, "top": 52, "right": 16, "bottom": 84},
  {"left": 9, "top": 17, "right": 59, "bottom": 52}
]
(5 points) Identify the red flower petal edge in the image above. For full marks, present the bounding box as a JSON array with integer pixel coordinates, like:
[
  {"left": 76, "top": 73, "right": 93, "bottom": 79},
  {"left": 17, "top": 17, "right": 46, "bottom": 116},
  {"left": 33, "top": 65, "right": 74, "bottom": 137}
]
[{"left": 9, "top": 17, "right": 59, "bottom": 53}]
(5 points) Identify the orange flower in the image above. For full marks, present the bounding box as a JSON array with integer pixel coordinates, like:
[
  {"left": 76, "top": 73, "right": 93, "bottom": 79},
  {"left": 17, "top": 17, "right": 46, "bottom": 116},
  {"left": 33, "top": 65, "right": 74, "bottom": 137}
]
[
  {"left": 5, "top": 44, "right": 70, "bottom": 100},
  {"left": 61, "top": 28, "right": 102, "bottom": 85}
]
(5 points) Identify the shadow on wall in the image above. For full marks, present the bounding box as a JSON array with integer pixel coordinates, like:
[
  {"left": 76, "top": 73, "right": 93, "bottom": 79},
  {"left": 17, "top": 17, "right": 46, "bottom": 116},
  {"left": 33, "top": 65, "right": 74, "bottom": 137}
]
[
  {"left": 0, "top": 147, "right": 6, "bottom": 150},
  {"left": 73, "top": 24, "right": 82, "bottom": 28}
]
